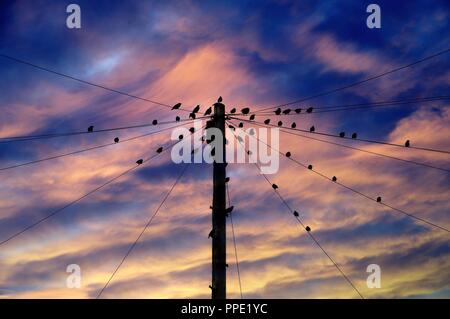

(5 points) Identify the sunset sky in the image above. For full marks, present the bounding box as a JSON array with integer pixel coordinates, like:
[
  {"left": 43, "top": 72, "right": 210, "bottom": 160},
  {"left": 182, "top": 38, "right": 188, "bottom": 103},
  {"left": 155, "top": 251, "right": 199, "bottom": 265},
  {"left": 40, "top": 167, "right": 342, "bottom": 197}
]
[{"left": 0, "top": 0, "right": 449, "bottom": 298}]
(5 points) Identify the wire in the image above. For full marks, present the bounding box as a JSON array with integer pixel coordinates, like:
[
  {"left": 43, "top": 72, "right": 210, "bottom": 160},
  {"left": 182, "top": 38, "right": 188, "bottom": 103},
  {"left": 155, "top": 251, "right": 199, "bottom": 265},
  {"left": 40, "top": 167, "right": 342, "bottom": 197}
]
[
  {"left": 96, "top": 163, "right": 189, "bottom": 299},
  {"left": 0, "top": 120, "right": 197, "bottom": 172},
  {"left": 227, "top": 119, "right": 450, "bottom": 233},
  {"left": 226, "top": 183, "right": 243, "bottom": 299},
  {"left": 251, "top": 47, "right": 450, "bottom": 114},
  {"left": 227, "top": 123, "right": 364, "bottom": 299},
  {"left": 0, "top": 53, "right": 192, "bottom": 113},
  {"left": 0, "top": 117, "right": 209, "bottom": 144},
  {"left": 230, "top": 116, "right": 450, "bottom": 155},
  {"left": 243, "top": 120, "right": 450, "bottom": 173}
]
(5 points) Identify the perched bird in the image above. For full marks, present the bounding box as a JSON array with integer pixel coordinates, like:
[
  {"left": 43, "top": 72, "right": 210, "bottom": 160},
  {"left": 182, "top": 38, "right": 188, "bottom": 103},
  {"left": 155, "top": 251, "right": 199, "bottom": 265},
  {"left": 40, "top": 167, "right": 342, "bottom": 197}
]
[
  {"left": 282, "top": 109, "right": 291, "bottom": 115},
  {"left": 332, "top": 176, "right": 337, "bottom": 182},
  {"left": 376, "top": 196, "right": 382, "bottom": 203},
  {"left": 272, "top": 183, "right": 278, "bottom": 190},
  {"left": 136, "top": 159, "right": 143, "bottom": 165},
  {"left": 241, "top": 107, "right": 250, "bottom": 115},
  {"left": 305, "top": 226, "right": 311, "bottom": 232},
  {"left": 156, "top": 147, "right": 163, "bottom": 153},
  {"left": 230, "top": 108, "right": 236, "bottom": 114},
  {"left": 225, "top": 206, "right": 234, "bottom": 214},
  {"left": 114, "top": 137, "right": 119, "bottom": 143},
  {"left": 248, "top": 128, "right": 255, "bottom": 135},
  {"left": 172, "top": 102, "right": 182, "bottom": 110},
  {"left": 264, "top": 119, "right": 271, "bottom": 125},
  {"left": 286, "top": 151, "right": 291, "bottom": 158},
  {"left": 351, "top": 132, "right": 357, "bottom": 139},
  {"left": 293, "top": 211, "right": 299, "bottom": 217},
  {"left": 225, "top": 177, "right": 230, "bottom": 183},
  {"left": 306, "top": 107, "right": 313, "bottom": 113},
  {"left": 309, "top": 126, "right": 315, "bottom": 132},
  {"left": 308, "top": 164, "right": 313, "bottom": 170},
  {"left": 277, "top": 121, "right": 283, "bottom": 127},
  {"left": 192, "top": 105, "right": 200, "bottom": 113},
  {"left": 189, "top": 112, "right": 196, "bottom": 119},
  {"left": 247, "top": 150, "right": 252, "bottom": 155},
  {"left": 189, "top": 127, "right": 195, "bottom": 133},
  {"left": 178, "top": 134, "right": 184, "bottom": 140},
  {"left": 294, "top": 108, "right": 302, "bottom": 114},
  {"left": 291, "top": 122, "right": 297, "bottom": 129},
  {"left": 87, "top": 126, "right": 94, "bottom": 133},
  {"left": 238, "top": 122, "right": 244, "bottom": 128},
  {"left": 339, "top": 132, "right": 345, "bottom": 138},
  {"left": 208, "top": 229, "right": 215, "bottom": 238},
  {"left": 228, "top": 125, "right": 235, "bottom": 130},
  {"left": 175, "top": 116, "right": 180, "bottom": 122},
  {"left": 218, "top": 96, "right": 223, "bottom": 103},
  {"left": 237, "top": 136, "right": 243, "bottom": 143},
  {"left": 275, "top": 108, "right": 282, "bottom": 115},
  {"left": 249, "top": 114, "right": 256, "bottom": 120},
  {"left": 204, "top": 107, "right": 212, "bottom": 116},
  {"left": 405, "top": 140, "right": 410, "bottom": 147},
  {"left": 152, "top": 119, "right": 158, "bottom": 125}
]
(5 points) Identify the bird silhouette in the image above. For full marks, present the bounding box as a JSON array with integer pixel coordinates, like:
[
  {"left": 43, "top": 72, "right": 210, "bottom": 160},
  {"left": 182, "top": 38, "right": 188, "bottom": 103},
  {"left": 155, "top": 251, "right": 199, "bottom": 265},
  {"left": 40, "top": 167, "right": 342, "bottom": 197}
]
[
  {"left": 264, "top": 119, "right": 271, "bottom": 125},
  {"left": 237, "top": 136, "right": 243, "bottom": 143},
  {"left": 248, "top": 128, "right": 255, "bottom": 135},
  {"left": 277, "top": 121, "right": 283, "bottom": 127},
  {"left": 208, "top": 229, "right": 215, "bottom": 238},
  {"left": 275, "top": 108, "right": 282, "bottom": 115},
  {"left": 291, "top": 122, "right": 296, "bottom": 128},
  {"left": 305, "top": 226, "right": 311, "bottom": 232},
  {"left": 228, "top": 125, "right": 235, "bottom": 130},
  {"left": 189, "top": 112, "right": 196, "bottom": 119},
  {"left": 332, "top": 176, "right": 337, "bottom": 182},
  {"left": 114, "top": 137, "right": 119, "bottom": 143},
  {"left": 189, "top": 127, "right": 195, "bottom": 133},
  {"left": 309, "top": 126, "right": 315, "bottom": 132},
  {"left": 293, "top": 211, "right": 299, "bottom": 217},
  {"left": 306, "top": 107, "right": 313, "bottom": 113},
  {"left": 175, "top": 116, "right": 180, "bottom": 122},
  {"left": 204, "top": 107, "right": 212, "bottom": 115},
  {"left": 172, "top": 102, "right": 182, "bottom": 110},
  {"left": 230, "top": 108, "right": 236, "bottom": 114},
  {"left": 308, "top": 164, "right": 313, "bottom": 170},
  {"left": 352, "top": 132, "right": 357, "bottom": 139},
  {"left": 272, "top": 183, "right": 278, "bottom": 189},
  {"left": 178, "top": 134, "right": 184, "bottom": 140},
  {"left": 295, "top": 108, "right": 302, "bottom": 114},
  {"left": 193, "top": 105, "right": 200, "bottom": 113},
  {"left": 152, "top": 119, "right": 158, "bottom": 125},
  {"left": 405, "top": 140, "right": 410, "bottom": 147},
  {"left": 247, "top": 150, "right": 252, "bottom": 155},
  {"left": 377, "top": 196, "right": 382, "bottom": 203},
  {"left": 156, "top": 147, "right": 163, "bottom": 153},
  {"left": 241, "top": 107, "right": 250, "bottom": 115},
  {"left": 136, "top": 159, "right": 143, "bottom": 165},
  {"left": 249, "top": 114, "right": 256, "bottom": 120},
  {"left": 238, "top": 122, "right": 244, "bottom": 128},
  {"left": 225, "top": 177, "right": 230, "bottom": 183},
  {"left": 226, "top": 206, "right": 234, "bottom": 214},
  {"left": 282, "top": 109, "right": 291, "bottom": 115},
  {"left": 87, "top": 126, "right": 94, "bottom": 133},
  {"left": 339, "top": 132, "right": 345, "bottom": 138},
  {"left": 286, "top": 151, "right": 291, "bottom": 157},
  {"left": 218, "top": 96, "right": 223, "bottom": 103}
]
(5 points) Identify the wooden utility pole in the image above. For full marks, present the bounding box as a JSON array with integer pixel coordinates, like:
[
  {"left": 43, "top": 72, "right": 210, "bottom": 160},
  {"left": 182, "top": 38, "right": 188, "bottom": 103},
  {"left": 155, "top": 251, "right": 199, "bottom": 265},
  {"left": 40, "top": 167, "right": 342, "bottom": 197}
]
[{"left": 211, "top": 98, "right": 226, "bottom": 299}]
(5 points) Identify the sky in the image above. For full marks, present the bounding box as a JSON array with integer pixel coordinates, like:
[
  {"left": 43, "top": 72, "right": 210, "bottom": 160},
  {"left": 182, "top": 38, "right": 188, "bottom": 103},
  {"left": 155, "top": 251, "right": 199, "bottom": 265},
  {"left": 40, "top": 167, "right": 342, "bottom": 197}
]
[{"left": 0, "top": 0, "right": 449, "bottom": 299}]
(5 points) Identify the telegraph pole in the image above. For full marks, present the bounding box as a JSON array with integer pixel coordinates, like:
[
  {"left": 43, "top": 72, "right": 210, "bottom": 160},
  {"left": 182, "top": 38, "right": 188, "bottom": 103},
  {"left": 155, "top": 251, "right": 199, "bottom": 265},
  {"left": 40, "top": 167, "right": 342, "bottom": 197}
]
[{"left": 211, "top": 98, "right": 227, "bottom": 299}]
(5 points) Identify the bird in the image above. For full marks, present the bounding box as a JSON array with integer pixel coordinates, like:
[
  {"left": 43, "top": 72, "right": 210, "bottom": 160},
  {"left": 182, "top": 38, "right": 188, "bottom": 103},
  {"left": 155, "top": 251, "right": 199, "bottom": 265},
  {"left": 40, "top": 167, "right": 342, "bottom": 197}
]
[
  {"left": 248, "top": 128, "right": 255, "bottom": 135},
  {"left": 114, "top": 137, "right": 119, "bottom": 143},
  {"left": 237, "top": 136, "right": 244, "bottom": 143},
  {"left": 225, "top": 177, "right": 230, "bottom": 183},
  {"left": 352, "top": 132, "right": 357, "bottom": 139},
  {"left": 308, "top": 164, "right": 313, "bottom": 170},
  {"left": 192, "top": 105, "right": 200, "bottom": 113},
  {"left": 209, "top": 285, "right": 213, "bottom": 290},
  {"left": 249, "top": 114, "right": 255, "bottom": 120},
  {"left": 293, "top": 211, "right": 299, "bottom": 217},
  {"left": 189, "top": 112, "right": 196, "bottom": 119},
  {"left": 226, "top": 206, "right": 234, "bottom": 214},
  {"left": 305, "top": 226, "right": 311, "bottom": 232},
  {"left": 208, "top": 229, "right": 215, "bottom": 238},
  {"left": 204, "top": 107, "right": 212, "bottom": 115},
  {"left": 309, "top": 126, "right": 315, "bottom": 132},
  {"left": 306, "top": 107, "right": 313, "bottom": 113},
  {"left": 218, "top": 96, "right": 223, "bottom": 103},
  {"left": 136, "top": 159, "right": 143, "bottom": 165},
  {"left": 294, "top": 108, "right": 302, "bottom": 114},
  {"left": 272, "top": 183, "right": 278, "bottom": 189},
  {"left": 286, "top": 151, "right": 291, "bottom": 157},
  {"left": 152, "top": 119, "right": 158, "bottom": 125},
  {"left": 405, "top": 140, "right": 410, "bottom": 147},
  {"left": 175, "top": 116, "right": 180, "bottom": 122},
  {"left": 241, "top": 107, "right": 250, "bottom": 115},
  {"left": 238, "top": 122, "right": 244, "bottom": 128},
  {"left": 230, "top": 108, "right": 236, "bottom": 114},
  {"left": 282, "top": 109, "right": 291, "bottom": 115},
  {"left": 189, "top": 127, "right": 195, "bottom": 133},
  {"left": 264, "top": 119, "right": 271, "bottom": 125},
  {"left": 228, "top": 125, "right": 235, "bottom": 130},
  {"left": 178, "top": 134, "right": 184, "bottom": 140},
  {"left": 339, "top": 132, "right": 345, "bottom": 138},
  {"left": 275, "top": 108, "right": 282, "bottom": 115},
  {"left": 156, "top": 147, "right": 163, "bottom": 153},
  {"left": 291, "top": 122, "right": 296, "bottom": 129},
  {"left": 172, "top": 102, "right": 182, "bottom": 110},
  {"left": 277, "top": 121, "right": 283, "bottom": 127},
  {"left": 87, "top": 126, "right": 94, "bottom": 133},
  {"left": 247, "top": 150, "right": 252, "bottom": 155},
  {"left": 376, "top": 196, "right": 382, "bottom": 203},
  {"left": 332, "top": 176, "right": 337, "bottom": 182}
]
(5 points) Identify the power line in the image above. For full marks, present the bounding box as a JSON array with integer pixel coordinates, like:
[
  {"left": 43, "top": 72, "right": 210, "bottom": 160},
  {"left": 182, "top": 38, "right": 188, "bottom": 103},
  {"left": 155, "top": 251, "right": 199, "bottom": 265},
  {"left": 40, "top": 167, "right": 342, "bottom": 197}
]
[
  {"left": 227, "top": 119, "right": 450, "bottom": 233},
  {"left": 242, "top": 120, "right": 450, "bottom": 173},
  {"left": 0, "top": 53, "right": 192, "bottom": 113},
  {"left": 96, "top": 163, "right": 189, "bottom": 299},
  {"left": 227, "top": 124, "right": 364, "bottom": 299},
  {"left": 0, "top": 117, "right": 209, "bottom": 144},
  {"left": 226, "top": 183, "right": 243, "bottom": 299},
  {"left": 0, "top": 120, "right": 197, "bottom": 172},
  {"left": 251, "top": 47, "right": 450, "bottom": 114},
  {"left": 230, "top": 116, "right": 450, "bottom": 155}
]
